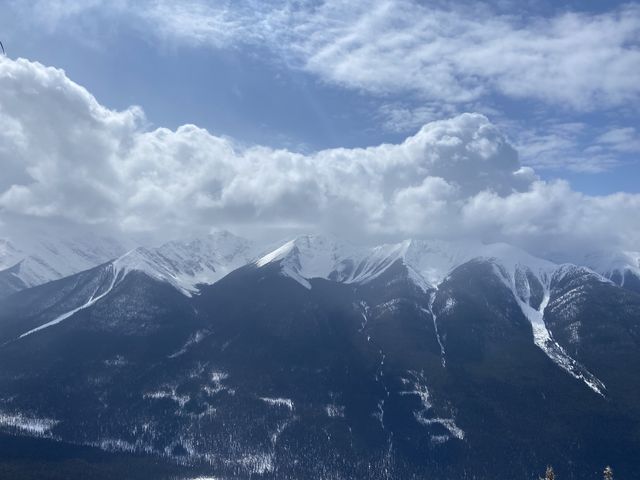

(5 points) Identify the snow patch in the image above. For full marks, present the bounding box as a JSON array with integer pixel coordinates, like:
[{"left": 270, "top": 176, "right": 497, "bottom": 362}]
[
  {"left": 18, "top": 264, "right": 120, "bottom": 339},
  {"left": 0, "top": 411, "right": 59, "bottom": 435},
  {"left": 238, "top": 453, "right": 274, "bottom": 474},
  {"left": 325, "top": 404, "right": 346, "bottom": 418},
  {"left": 259, "top": 397, "right": 294, "bottom": 411},
  {"left": 185, "top": 477, "right": 223, "bottom": 480},
  {"left": 496, "top": 263, "right": 607, "bottom": 396},
  {"left": 400, "top": 371, "right": 464, "bottom": 442},
  {"left": 144, "top": 387, "right": 190, "bottom": 407},
  {"left": 204, "top": 370, "right": 230, "bottom": 396},
  {"left": 169, "top": 330, "right": 211, "bottom": 358},
  {"left": 424, "top": 292, "right": 446, "bottom": 368},
  {"left": 416, "top": 416, "right": 465, "bottom": 440}
]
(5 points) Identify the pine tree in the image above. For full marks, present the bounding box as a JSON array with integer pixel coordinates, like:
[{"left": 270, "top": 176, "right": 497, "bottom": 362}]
[
  {"left": 547, "top": 466, "right": 555, "bottom": 480},
  {"left": 539, "top": 465, "right": 555, "bottom": 480},
  {"left": 603, "top": 466, "right": 613, "bottom": 480}
]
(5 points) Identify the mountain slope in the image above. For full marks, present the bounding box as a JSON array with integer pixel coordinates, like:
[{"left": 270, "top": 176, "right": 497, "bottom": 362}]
[
  {"left": 1, "top": 234, "right": 640, "bottom": 479},
  {"left": 0, "top": 231, "right": 256, "bottom": 343},
  {"left": 114, "top": 231, "right": 256, "bottom": 296},
  {"left": 0, "top": 233, "right": 130, "bottom": 298},
  {"left": 579, "top": 250, "right": 640, "bottom": 294}
]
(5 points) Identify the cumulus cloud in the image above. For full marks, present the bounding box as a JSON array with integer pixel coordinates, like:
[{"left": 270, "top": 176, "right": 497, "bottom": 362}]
[
  {"left": 0, "top": 58, "right": 143, "bottom": 222},
  {"left": 7, "top": 1, "right": 639, "bottom": 175},
  {"left": 1, "top": 57, "right": 640, "bottom": 256}
]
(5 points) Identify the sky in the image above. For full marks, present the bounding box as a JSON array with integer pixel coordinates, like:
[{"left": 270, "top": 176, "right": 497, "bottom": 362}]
[{"left": 0, "top": 0, "right": 639, "bottom": 255}]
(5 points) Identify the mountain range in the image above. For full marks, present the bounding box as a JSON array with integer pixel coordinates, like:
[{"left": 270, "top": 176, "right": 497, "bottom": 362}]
[{"left": 0, "top": 230, "right": 639, "bottom": 479}]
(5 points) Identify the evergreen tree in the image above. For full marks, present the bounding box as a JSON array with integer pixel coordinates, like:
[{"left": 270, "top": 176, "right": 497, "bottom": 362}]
[{"left": 539, "top": 465, "right": 555, "bottom": 480}]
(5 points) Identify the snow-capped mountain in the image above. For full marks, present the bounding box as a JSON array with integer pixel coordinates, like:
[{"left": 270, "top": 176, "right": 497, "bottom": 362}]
[
  {"left": 0, "top": 232, "right": 130, "bottom": 297},
  {"left": 1, "top": 231, "right": 640, "bottom": 480},
  {"left": 253, "top": 236, "right": 473, "bottom": 288},
  {"left": 254, "top": 234, "right": 364, "bottom": 288},
  {"left": 577, "top": 249, "right": 640, "bottom": 293},
  {"left": 0, "top": 229, "right": 257, "bottom": 301},
  {"left": 254, "top": 234, "right": 573, "bottom": 292},
  {"left": 0, "top": 231, "right": 257, "bottom": 341},
  {"left": 3, "top": 228, "right": 633, "bottom": 302},
  {"left": 114, "top": 231, "right": 257, "bottom": 296},
  {"left": 254, "top": 235, "right": 616, "bottom": 395}
]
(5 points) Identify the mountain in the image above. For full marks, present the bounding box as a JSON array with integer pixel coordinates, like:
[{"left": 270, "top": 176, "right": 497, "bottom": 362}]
[
  {"left": 113, "top": 231, "right": 256, "bottom": 296},
  {"left": 578, "top": 249, "right": 640, "bottom": 294},
  {"left": 0, "top": 233, "right": 639, "bottom": 479},
  {"left": 0, "top": 232, "right": 130, "bottom": 299},
  {"left": 253, "top": 235, "right": 551, "bottom": 288},
  {"left": 256, "top": 236, "right": 612, "bottom": 395},
  {"left": 0, "top": 231, "right": 256, "bottom": 343}
]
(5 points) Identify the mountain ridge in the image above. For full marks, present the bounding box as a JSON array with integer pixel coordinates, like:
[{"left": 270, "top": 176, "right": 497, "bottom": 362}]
[{"left": 0, "top": 231, "right": 639, "bottom": 479}]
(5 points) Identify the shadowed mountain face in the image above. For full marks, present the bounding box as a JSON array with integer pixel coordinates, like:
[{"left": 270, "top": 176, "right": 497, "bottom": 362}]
[
  {"left": 0, "top": 238, "right": 639, "bottom": 479},
  {"left": 0, "top": 263, "right": 28, "bottom": 300}
]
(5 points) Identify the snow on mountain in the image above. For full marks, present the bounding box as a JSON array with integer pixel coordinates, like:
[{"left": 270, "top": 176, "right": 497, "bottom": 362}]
[
  {"left": 578, "top": 250, "right": 640, "bottom": 288},
  {"left": 254, "top": 234, "right": 614, "bottom": 395},
  {"left": 0, "top": 232, "right": 130, "bottom": 295},
  {"left": 254, "top": 235, "right": 558, "bottom": 291},
  {"left": 18, "top": 264, "right": 120, "bottom": 339},
  {"left": 1, "top": 226, "right": 629, "bottom": 400},
  {"left": 114, "top": 231, "right": 257, "bottom": 296},
  {"left": 491, "top": 260, "right": 607, "bottom": 395},
  {"left": 580, "top": 249, "right": 640, "bottom": 274},
  {"left": 13, "top": 232, "right": 256, "bottom": 339},
  {"left": 255, "top": 235, "right": 363, "bottom": 289},
  {"left": 0, "top": 228, "right": 257, "bottom": 298},
  {"left": 254, "top": 236, "right": 468, "bottom": 289},
  {"left": 360, "top": 240, "right": 606, "bottom": 393},
  {"left": 253, "top": 236, "right": 640, "bottom": 297},
  {"left": 0, "top": 238, "right": 24, "bottom": 271}
]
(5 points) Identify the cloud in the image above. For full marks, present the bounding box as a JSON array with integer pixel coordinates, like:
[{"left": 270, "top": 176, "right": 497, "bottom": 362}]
[
  {"left": 1, "top": 57, "right": 640, "bottom": 257},
  {"left": 296, "top": 1, "right": 640, "bottom": 110},
  {"left": 596, "top": 127, "right": 640, "bottom": 154},
  {"left": 0, "top": 58, "right": 526, "bottom": 232},
  {"left": 0, "top": 58, "right": 142, "bottom": 222},
  {"left": 10, "top": 1, "right": 640, "bottom": 111},
  {"left": 7, "top": 1, "right": 638, "bottom": 176},
  {"left": 376, "top": 103, "right": 458, "bottom": 134},
  {"left": 513, "top": 122, "right": 640, "bottom": 173}
]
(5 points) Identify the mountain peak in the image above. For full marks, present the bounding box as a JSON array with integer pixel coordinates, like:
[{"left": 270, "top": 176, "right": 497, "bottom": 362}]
[
  {"left": 114, "top": 232, "right": 257, "bottom": 296},
  {"left": 253, "top": 235, "right": 566, "bottom": 291},
  {"left": 255, "top": 234, "right": 361, "bottom": 289},
  {"left": 0, "top": 232, "right": 130, "bottom": 297}
]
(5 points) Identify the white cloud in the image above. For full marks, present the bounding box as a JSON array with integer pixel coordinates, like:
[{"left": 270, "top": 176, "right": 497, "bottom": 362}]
[
  {"left": 377, "top": 103, "right": 457, "bottom": 134},
  {"left": 296, "top": 1, "right": 640, "bottom": 110},
  {"left": 10, "top": 1, "right": 640, "bottom": 111},
  {"left": 1, "top": 57, "right": 640, "bottom": 256},
  {"left": 514, "top": 122, "right": 640, "bottom": 173},
  {"left": 7, "top": 1, "right": 638, "bottom": 176},
  {"left": 596, "top": 127, "right": 640, "bottom": 153},
  {"left": 0, "top": 58, "right": 143, "bottom": 222}
]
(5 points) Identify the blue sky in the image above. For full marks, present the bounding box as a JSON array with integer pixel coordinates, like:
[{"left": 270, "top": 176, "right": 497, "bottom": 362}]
[{"left": 1, "top": 0, "right": 638, "bottom": 196}]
